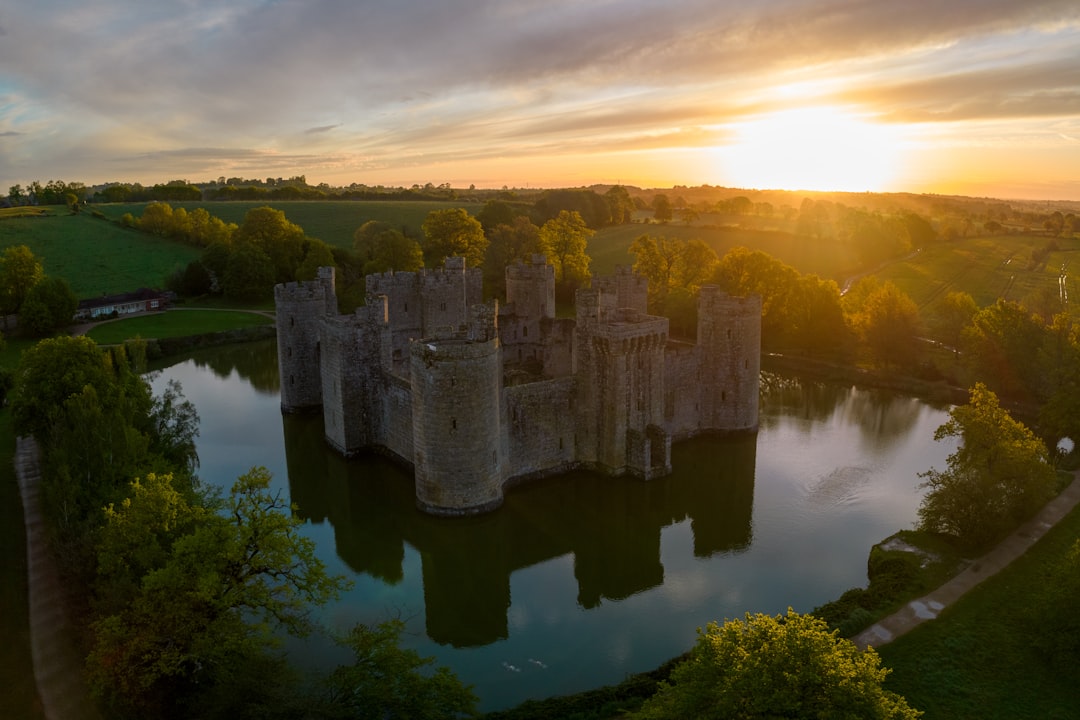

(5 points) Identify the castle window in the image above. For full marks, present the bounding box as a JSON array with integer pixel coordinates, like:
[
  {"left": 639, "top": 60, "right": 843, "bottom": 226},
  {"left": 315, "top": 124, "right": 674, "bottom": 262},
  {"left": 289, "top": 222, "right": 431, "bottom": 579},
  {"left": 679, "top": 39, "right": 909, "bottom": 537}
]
[
  {"left": 523, "top": 326, "right": 528, "bottom": 338},
  {"left": 290, "top": 316, "right": 295, "bottom": 328},
  {"left": 287, "top": 347, "right": 292, "bottom": 358},
  {"left": 745, "top": 359, "right": 749, "bottom": 369},
  {"left": 722, "top": 390, "right": 727, "bottom": 402},
  {"left": 440, "top": 302, "right": 446, "bottom": 311},
  {"left": 727, "top": 328, "right": 732, "bottom": 339},
  {"left": 452, "top": 418, "right": 457, "bottom": 431},
  {"left": 404, "top": 301, "right": 408, "bottom": 312},
  {"left": 559, "top": 437, "right": 564, "bottom": 450}
]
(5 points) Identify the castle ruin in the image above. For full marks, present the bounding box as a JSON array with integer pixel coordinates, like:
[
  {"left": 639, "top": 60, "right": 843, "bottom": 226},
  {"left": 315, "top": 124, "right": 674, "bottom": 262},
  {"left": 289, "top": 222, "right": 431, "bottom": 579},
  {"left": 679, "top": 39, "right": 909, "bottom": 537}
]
[{"left": 274, "top": 256, "right": 761, "bottom": 516}]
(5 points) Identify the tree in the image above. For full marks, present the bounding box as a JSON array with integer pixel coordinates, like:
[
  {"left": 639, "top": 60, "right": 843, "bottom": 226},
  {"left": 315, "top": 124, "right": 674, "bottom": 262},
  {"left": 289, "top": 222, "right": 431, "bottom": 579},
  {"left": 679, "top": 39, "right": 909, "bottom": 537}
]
[
  {"left": 787, "top": 274, "right": 850, "bottom": 357},
  {"left": 854, "top": 282, "right": 922, "bottom": 368},
  {"left": 421, "top": 208, "right": 487, "bottom": 268},
  {"left": 88, "top": 467, "right": 349, "bottom": 717},
  {"left": 354, "top": 222, "right": 424, "bottom": 275},
  {"left": 934, "top": 291, "right": 977, "bottom": 357},
  {"left": 484, "top": 216, "right": 541, "bottom": 295},
  {"left": 476, "top": 199, "right": 517, "bottom": 231},
  {"left": 10, "top": 335, "right": 113, "bottom": 439},
  {"left": 317, "top": 619, "right": 478, "bottom": 719},
  {"left": 222, "top": 243, "right": 275, "bottom": 301},
  {"left": 0, "top": 244, "right": 45, "bottom": 316},
  {"left": 538, "top": 210, "right": 593, "bottom": 289},
  {"left": 295, "top": 239, "right": 337, "bottom": 281},
  {"left": 8, "top": 183, "right": 25, "bottom": 205},
  {"left": 629, "top": 235, "right": 718, "bottom": 314},
  {"left": 234, "top": 206, "right": 308, "bottom": 283},
  {"left": 604, "top": 185, "right": 636, "bottom": 225},
  {"left": 711, "top": 247, "right": 799, "bottom": 350},
  {"left": 918, "top": 383, "right": 1057, "bottom": 551},
  {"left": 962, "top": 299, "right": 1047, "bottom": 401},
  {"left": 20, "top": 276, "right": 78, "bottom": 337},
  {"left": 652, "top": 193, "right": 672, "bottom": 223},
  {"left": 634, "top": 609, "right": 920, "bottom": 719}
]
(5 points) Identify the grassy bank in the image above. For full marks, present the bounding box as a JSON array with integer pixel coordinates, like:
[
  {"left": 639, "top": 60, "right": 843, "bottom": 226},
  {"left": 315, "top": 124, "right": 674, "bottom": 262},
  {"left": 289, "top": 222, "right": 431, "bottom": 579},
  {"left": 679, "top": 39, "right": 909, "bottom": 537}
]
[
  {"left": 878, "top": 500, "right": 1080, "bottom": 719},
  {"left": 84, "top": 309, "right": 274, "bottom": 345}
]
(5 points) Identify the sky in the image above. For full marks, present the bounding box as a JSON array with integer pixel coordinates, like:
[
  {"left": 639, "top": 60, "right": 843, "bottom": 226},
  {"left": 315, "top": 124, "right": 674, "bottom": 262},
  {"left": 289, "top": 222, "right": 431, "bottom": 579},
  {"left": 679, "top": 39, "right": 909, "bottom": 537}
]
[{"left": 2, "top": 0, "right": 1080, "bottom": 200}]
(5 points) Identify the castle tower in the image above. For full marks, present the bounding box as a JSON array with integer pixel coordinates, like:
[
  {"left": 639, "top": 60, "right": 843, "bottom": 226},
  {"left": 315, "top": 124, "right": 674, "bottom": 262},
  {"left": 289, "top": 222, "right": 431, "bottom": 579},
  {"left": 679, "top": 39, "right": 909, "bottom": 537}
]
[
  {"left": 274, "top": 268, "right": 337, "bottom": 411},
  {"left": 410, "top": 302, "right": 506, "bottom": 515},
  {"left": 592, "top": 265, "right": 648, "bottom": 313},
  {"left": 696, "top": 286, "right": 761, "bottom": 431},
  {"left": 574, "top": 287, "right": 670, "bottom": 477}
]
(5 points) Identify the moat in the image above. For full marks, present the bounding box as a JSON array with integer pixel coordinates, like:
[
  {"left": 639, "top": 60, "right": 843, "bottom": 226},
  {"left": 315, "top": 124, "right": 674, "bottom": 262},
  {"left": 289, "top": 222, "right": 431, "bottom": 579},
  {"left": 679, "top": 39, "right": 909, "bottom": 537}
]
[{"left": 148, "top": 339, "right": 957, "bottom": 712}]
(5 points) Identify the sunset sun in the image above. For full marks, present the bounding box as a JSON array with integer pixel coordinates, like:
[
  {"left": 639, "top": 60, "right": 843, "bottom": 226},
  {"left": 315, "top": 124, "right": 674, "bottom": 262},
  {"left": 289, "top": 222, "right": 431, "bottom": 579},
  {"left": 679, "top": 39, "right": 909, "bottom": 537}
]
[{"left": 720, "top": 107, "right": 906, "bottom": 193}]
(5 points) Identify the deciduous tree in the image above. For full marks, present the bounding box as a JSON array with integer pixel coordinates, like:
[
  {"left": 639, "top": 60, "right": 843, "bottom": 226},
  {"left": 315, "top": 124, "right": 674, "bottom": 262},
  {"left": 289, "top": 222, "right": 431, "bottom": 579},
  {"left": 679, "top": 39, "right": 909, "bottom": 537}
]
[
  {"left": 0, "top": 244, "right": 44, "bottom": 316},
  {"left": 88, "top": 467, "right": 348, "bottom": 717},
  {"left": 918, "top": 383, "right": 1057, "bottom": 551},
  {"left": 538, "top": 210, "right": 592, "bottom": 290},
  {"left": 20, "top": 276, "right": 77, "bottom": 337},
  {"left": 421, "top": 208, "right": 487, "bottom": 268},
  {"left": 634, "top": 609, "right": 920, "bottom": 719}
]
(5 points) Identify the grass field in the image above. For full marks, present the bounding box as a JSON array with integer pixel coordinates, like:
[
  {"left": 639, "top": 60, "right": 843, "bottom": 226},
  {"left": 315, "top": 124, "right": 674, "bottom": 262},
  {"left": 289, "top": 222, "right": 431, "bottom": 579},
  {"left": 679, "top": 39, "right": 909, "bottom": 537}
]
[
  {"left": 878, "top": 499, "right": 1080, "bottom": 719},
  {"left": 84, "top": 309, "right": 273, "bottom": 345},
  {"left": 94, "top": 200, "right": 484, "bottom": 250},
  {"left": 872, "top": 234, "right": 1080, "bottom": 314},
  {"left": 0, "top": 210, "right": 200, "bottom": 298}
]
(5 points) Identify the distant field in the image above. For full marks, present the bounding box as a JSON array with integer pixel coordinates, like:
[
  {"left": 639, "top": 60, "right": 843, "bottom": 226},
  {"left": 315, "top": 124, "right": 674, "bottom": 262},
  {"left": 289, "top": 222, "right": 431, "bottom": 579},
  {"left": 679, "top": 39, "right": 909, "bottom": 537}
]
[
  {"left": 0, "top": 211, "right": 199, "bottom": 298},
  {"left": 94, "top": 200, "right": 484, "bottom": 250},
  {"left": 871, "top": 234, "right": 1080, "bottom": 315},
  {"left": 589, "top": 222, "right": 863, "bottom": 281},
  {"left": 84, "top": 309, "right": 273, "bottom": 344}
]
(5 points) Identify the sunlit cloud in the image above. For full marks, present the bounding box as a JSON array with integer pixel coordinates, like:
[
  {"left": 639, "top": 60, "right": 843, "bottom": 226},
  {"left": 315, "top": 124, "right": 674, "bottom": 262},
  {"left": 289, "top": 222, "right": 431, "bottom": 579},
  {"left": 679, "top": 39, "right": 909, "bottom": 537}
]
[{"left": 0, "top": 0, "right": 1079, "bottom": 197}]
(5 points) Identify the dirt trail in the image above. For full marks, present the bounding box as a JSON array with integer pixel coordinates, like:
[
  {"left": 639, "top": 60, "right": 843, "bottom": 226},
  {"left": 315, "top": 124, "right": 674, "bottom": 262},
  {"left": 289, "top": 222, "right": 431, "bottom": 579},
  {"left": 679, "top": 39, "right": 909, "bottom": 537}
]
[
  {"left": 853, "top": 473, "right": 1080, "bottom": 651},
  {"left": 15, "top": 437, "right": 99, "bottom": 720}
]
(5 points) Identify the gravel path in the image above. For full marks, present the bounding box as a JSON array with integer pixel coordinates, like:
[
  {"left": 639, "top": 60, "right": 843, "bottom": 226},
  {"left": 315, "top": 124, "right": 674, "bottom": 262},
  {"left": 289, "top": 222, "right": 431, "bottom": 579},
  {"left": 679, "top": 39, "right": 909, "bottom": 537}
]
[{"left": 853, "top": 473, "right": 1080, "bottom": 650}]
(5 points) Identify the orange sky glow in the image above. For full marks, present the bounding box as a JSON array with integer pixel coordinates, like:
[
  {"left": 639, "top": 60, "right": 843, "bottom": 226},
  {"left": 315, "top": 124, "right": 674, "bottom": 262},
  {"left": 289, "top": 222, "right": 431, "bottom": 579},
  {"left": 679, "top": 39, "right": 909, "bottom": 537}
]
[{"left": 2, "top": 2, "right": 1079, "bottom": 201}]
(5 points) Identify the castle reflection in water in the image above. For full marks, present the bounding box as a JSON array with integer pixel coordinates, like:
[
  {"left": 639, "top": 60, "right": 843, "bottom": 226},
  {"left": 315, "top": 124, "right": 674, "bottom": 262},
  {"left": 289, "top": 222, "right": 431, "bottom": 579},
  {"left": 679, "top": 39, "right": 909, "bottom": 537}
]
[{"left": 282, "top": 412, "right": 756, "bottom": 648}]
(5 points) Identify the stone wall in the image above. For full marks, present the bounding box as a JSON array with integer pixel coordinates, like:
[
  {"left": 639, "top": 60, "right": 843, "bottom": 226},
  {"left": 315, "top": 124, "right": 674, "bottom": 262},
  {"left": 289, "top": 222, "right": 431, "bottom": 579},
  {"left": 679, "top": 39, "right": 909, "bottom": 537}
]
[
  {"left": 505, "top": 377, "right": 577, "bottom": 479},
  {"left": 275, "top": 269, "right": 335, "bottom": 411}
]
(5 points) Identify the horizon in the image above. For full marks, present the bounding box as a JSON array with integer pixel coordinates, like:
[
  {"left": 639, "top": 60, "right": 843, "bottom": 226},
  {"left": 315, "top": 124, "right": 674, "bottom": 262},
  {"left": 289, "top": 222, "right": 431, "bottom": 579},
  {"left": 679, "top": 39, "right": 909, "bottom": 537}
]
[{"left": 2, "top": 2, "right": 1080, "bottom": 202}]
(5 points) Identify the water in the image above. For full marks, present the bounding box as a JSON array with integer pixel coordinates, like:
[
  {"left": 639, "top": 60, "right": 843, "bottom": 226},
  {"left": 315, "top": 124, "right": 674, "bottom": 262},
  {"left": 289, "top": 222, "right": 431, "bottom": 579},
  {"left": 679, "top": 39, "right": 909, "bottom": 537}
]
[{"left": 149, "top": 340, "right": 956, "bottom": 711}]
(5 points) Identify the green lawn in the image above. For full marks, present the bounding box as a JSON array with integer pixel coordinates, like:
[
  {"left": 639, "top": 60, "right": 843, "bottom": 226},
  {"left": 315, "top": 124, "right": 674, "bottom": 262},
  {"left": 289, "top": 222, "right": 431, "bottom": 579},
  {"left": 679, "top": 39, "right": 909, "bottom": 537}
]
[
  {"left": 0, "top": 212, "right": 199, "bottom": 298},
  {"left": 84, "top": 310, "right": 273, "bottom": 345},
  {"left": 94, "top": 200, "right": 484, "bottom": 250},
  {"left": 878, "top": 500, "right": 1080, "bottom": 719}
]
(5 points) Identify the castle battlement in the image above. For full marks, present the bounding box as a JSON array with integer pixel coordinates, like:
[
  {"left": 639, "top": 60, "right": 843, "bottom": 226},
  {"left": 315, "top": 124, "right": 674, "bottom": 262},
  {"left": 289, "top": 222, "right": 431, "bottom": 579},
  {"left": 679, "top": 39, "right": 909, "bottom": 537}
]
[{"left": 275, "top": 257, "right": 760, "bottom": 516}]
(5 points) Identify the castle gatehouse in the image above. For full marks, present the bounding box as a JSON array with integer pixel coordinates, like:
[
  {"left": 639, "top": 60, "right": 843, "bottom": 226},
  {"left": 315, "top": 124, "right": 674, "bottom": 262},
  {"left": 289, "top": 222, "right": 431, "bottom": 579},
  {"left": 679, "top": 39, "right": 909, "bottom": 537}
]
[{"left": 274, "top": 255, "right": 761, "bottom": 516}]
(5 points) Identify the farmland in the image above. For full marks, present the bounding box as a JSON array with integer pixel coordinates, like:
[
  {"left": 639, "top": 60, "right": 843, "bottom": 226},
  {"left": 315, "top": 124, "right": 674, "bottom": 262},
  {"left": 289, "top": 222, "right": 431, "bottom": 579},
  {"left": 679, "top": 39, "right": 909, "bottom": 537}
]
[{"left": 94, "top": 200, "right": 484, "bottom": 250}]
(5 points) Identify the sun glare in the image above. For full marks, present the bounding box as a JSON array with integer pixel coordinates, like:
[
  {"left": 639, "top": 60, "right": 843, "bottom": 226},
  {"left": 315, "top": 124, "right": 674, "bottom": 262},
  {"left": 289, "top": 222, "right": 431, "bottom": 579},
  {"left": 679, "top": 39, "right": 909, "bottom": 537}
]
[{"left": 720, "top": 107, "right": 905, "bottom": 192}]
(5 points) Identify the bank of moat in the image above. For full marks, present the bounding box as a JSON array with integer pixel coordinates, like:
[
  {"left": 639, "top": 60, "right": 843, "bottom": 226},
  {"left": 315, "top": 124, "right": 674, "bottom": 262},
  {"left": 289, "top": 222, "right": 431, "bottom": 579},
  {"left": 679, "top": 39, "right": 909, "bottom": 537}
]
[{"left": 274, "top": 255, "right": 761, "bottom": 516}]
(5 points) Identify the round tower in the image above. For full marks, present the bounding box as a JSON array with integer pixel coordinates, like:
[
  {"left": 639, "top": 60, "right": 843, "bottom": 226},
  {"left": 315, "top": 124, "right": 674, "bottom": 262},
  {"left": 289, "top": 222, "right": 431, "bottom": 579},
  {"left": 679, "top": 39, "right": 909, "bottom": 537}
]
[
  {"left": 274, "top": 277, "right": 331, "bottom": 412},
  {"left": 410, "top": 322, "right": 505, "bottom": 516}
]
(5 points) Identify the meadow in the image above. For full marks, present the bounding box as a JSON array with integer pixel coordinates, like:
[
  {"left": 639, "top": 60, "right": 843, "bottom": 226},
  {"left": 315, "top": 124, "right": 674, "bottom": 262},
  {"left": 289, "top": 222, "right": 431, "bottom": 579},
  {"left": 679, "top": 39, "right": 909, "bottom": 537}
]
[
  {"left": 94, "top": 200, "right": 484, "bottom": 250},
  {"left": 0, "top": 209, "right": 200, "bottom": 298}
]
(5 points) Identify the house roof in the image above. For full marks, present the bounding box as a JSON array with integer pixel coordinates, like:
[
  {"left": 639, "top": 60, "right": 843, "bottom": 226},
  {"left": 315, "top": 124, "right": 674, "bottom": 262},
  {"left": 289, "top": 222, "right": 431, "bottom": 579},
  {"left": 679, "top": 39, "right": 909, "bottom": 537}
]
[{"left": 77, "top": 288, "right": 169, "bottom": 311}]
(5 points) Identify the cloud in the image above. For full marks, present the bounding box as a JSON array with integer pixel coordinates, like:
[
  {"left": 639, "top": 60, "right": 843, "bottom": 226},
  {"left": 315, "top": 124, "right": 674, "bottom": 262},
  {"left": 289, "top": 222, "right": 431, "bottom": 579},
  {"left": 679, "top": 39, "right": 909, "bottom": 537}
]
[
  {"left": 0, "top": 130, "right": 22, "bottom": 137},
  {"left": 305, "top": 124, "right": 339, "bottom": 135}
]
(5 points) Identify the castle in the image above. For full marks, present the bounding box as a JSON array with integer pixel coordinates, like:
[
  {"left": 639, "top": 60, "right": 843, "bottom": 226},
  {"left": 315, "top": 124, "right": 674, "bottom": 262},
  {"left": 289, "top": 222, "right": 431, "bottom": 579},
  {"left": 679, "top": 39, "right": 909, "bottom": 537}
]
[{"left": 274, "top": 256, "right": 761, "bottom": 516}]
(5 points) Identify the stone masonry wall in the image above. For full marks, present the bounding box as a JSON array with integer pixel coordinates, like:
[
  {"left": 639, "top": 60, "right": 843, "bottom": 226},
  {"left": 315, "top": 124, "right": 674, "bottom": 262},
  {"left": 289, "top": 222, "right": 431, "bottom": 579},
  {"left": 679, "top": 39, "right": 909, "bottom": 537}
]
[{"left": 505, "top": 377, "right": 577, "bottom": 479}]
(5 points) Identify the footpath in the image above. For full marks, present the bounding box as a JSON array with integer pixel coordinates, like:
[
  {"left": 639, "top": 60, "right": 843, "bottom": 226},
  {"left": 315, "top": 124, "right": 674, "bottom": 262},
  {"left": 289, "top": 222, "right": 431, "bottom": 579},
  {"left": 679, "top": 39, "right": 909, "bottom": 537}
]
[
  {"left": 853, "top": 474, "right": 1080, "bottom": 651},
  {"left": 15, "top": 436, "right": 98, "bottom": 720}
]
